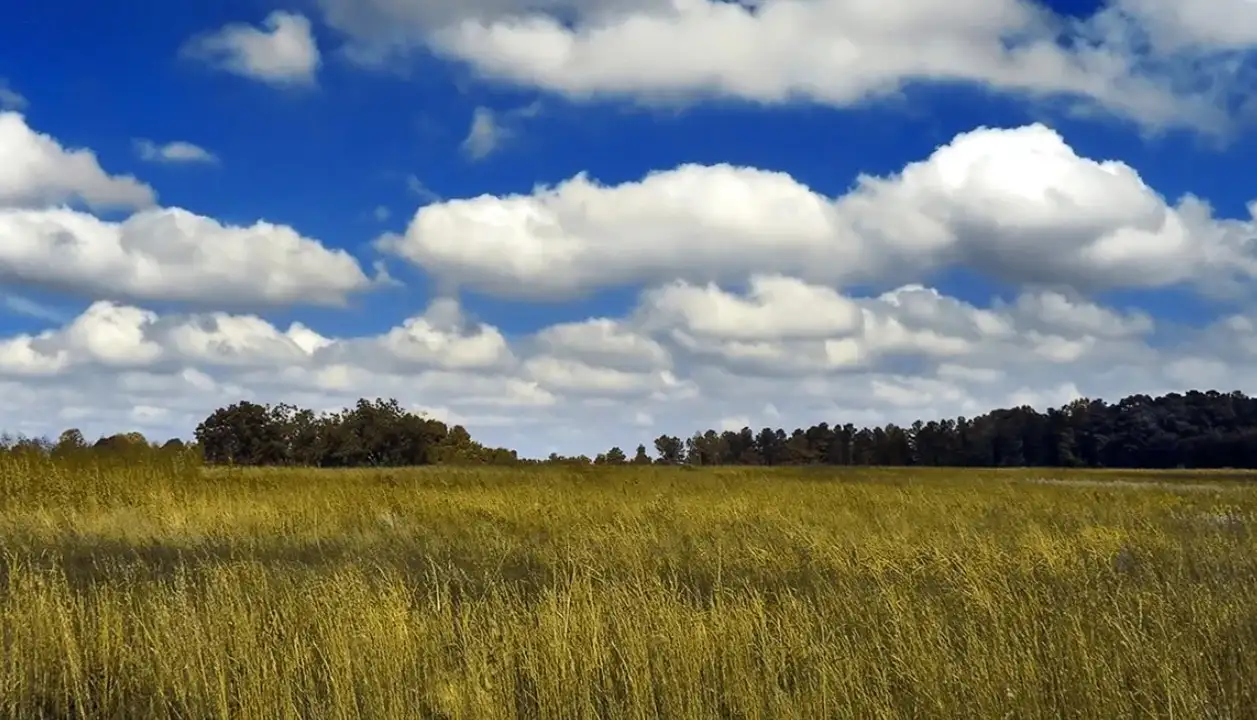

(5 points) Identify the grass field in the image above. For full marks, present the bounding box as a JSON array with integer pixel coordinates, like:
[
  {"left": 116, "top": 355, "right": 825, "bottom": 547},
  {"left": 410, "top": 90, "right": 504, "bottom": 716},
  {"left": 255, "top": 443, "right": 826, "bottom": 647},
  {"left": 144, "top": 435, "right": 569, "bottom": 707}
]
[{"left": 2, "top": 453, "right": 1256, "bottom": 719}]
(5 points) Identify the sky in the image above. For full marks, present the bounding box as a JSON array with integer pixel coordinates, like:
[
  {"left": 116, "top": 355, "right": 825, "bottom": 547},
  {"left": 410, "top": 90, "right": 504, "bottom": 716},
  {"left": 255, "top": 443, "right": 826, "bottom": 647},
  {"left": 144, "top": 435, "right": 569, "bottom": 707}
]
[{"left": 2, "top": 0, "right": 1257, "bottom": 458}]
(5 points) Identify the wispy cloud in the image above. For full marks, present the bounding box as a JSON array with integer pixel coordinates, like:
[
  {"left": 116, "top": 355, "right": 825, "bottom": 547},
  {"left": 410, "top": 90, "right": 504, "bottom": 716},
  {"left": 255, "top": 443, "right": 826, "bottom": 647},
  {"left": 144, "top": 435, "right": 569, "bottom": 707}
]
[
  {"left": 371, "top": 260, "right": 404, "bottom": 288},
  {"left": 460, "top": 101, "right": 542, "bottom": 161},
  {"left": 406, "top": 175, "right": 442, "bottom": 203},
  {"left": 0, "top": 79, "right": 27, "bottom": 110},
  {"left": 133, "top": 139, "right": 219, "bottom": 165},
  {"left": 461, "top": 106, "right": 506, "bottom": 160},
  {"left": 1, "top": 294, "right": 65, "bottom": 323}
]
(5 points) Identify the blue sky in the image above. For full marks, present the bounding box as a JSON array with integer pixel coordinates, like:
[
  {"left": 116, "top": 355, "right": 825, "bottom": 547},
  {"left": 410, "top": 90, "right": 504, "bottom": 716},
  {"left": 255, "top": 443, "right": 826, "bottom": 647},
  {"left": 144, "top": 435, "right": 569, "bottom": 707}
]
[{"left": 1, "top": 0, "right": 1257, "bottom": 456}]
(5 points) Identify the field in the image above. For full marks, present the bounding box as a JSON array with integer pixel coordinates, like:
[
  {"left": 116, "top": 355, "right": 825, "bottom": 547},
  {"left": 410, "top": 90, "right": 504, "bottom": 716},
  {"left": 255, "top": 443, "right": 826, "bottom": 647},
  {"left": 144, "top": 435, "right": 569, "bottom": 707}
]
[{"left": 2, "top": 454, "right": 1256, "bottom": 719}]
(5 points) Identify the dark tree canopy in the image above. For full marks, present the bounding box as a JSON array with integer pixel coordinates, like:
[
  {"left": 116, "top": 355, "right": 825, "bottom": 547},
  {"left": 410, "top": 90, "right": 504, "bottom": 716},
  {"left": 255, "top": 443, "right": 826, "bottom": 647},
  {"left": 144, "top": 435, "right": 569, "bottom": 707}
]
[
  {"left": 192, "top": 397, "right": 518, "bottom": 468},
  {"left": 8, "top": 389, "right": 1257, "bottom": 470},
  {"left": 643, "top": 391, "right": 1257, "bottom": 469}
]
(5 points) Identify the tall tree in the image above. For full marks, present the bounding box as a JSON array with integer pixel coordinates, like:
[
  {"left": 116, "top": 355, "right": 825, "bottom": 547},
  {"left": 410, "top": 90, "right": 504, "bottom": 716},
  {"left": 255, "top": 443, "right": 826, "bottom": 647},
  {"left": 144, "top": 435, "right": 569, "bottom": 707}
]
[{"left": 654, "top": 435, "right": 684, "bottom": 465}]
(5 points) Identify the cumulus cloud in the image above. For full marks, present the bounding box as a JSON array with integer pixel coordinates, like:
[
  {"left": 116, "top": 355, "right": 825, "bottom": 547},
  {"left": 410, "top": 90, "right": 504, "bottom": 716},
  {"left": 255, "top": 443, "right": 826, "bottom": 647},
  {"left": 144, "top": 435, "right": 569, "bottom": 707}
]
[
  {"left": 133, "top": 139, "right": 219, "bottom": 165},
  {"left": 182, "top": 11, "right": 321, "bottom": 86},
  {"left": 0, "top": 269, "right": 1220, "bottom": 458},
  {"left": 620, "top": 277, "right": 1156, "bottom": 377},
  {"left": 532, "top": 317, "right": 671, "bottom": 372},
  {"left": 375, "top": 161, "right": 849, "bottom": 298},
  {"left": 0, "top": 297, "right": 513, "bottom": 377},
  {"left": 0, "top": 297, "right": 561, "bottom": 444},
  {"left": 0, "top": 111, "right": 376, "bottom": 308},
  {"left": 637, "top": 276, "right": 864, "bottom": 341},
  {"left": 0, "top": 112, "right": 155, "bottom": 211},
  {"left": 328, "top": 298, "right": 516, "bottom": 371},
  {"left": 379, "top": 123, "right": 1257, "bottom": 300},
  {"left": 0, "top": 207, "right": 376, "bottom": 307},
  {"left": 315, "top": 0, "right": 1257, "bottom": 133},
  {"left": 1, "top": 80, "right": 1252, "bottom": 458},
  {"left": 522, "top": 355, "right": 689, "bottom": 396}
]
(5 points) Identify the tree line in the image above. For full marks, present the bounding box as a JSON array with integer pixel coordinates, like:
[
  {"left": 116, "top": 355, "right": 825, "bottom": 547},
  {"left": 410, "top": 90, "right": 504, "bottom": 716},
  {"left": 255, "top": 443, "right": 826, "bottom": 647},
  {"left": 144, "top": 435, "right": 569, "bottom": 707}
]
[
  {"left": 4, "top": 389, "right": 1257, "bottom": 469},
  {"left": 0, "top": 428, "right": 189, "bottom": 458},
  {"left": 193, "top": 398, "right": 519, "bottom": 466},
  {"left": 557, "top": 390, "right": 1257, "bottom": 469}
]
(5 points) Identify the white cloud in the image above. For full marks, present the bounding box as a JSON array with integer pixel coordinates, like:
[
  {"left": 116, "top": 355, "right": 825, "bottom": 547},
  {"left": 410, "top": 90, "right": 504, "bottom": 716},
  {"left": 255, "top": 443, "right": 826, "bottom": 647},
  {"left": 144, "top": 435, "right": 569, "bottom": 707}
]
[
  {"left": 522, "top": 355, "right": 686, "bottom": 396},
  {"left": 379, "top": 123, "right": 1257, "bottom": 300},
  {"left": 0, "top": 297, "right": 513, "bottom": 377},
  {"left": 2, "top": 88, "right": 1253, "bottom": 458},
  {"left": 0, "top": 269, "right": 1214, "bottom": 458},
  {"left": 0, "top": 296, "right": 568, "bottom": 442},
  {"left": 0, "top": 207, "right": 376, "bottom": 307},
  {"left": 1101, "top": 0, "right": 1257, "bottom": 51},
  {"left": 376, "top": 161, "right": 847, "bottom": 298},
  {"left": 996, "top": 289, "right": 1155, "bottom": 339},
  {"left": 316, "top": 0, "right": 1257, "bottom": 133},
  {"left": 0, "top": 112, "right": 155, "bottom": 211},
  {"left": 182, "top": 11, "right": 321, "bottom": 86},
  {"left": 637, "top": 275, "right": 863, "bottom": 340},
  {"left": 133, "top": 139, "right": 218, "bottom": 165},
  {"left": 533, "top": 317, "right": 671, "bottom": 372},
  {"left": 343, "top": 297, "right": 515, "bottom": 371},
  {"left": 0, "top": 114, "right": 374, "bottom": 307},
  {"left": 619, "top": 276, "right": 1155, "bottom": 379}
]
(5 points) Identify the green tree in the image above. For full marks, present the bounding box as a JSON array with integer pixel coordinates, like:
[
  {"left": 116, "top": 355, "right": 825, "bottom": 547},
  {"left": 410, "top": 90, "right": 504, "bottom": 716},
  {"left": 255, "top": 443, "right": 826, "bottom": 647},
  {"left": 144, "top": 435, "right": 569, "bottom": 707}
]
[
  {"left": 52, "top": 428, "right": 86, "bottom": 458},
  {"left": 194, "top": 401, "right": 288, "bottom": 465},
  {"left": 653, "top": 435, "right": 684, "bottom": 465},
  {"left": 631, "top": 444, "right": 652, "bottom": 465}
]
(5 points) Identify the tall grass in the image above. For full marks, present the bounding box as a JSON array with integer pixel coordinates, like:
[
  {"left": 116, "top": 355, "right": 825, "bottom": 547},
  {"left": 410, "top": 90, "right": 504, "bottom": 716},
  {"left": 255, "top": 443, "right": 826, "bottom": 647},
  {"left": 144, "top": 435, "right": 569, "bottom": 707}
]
[{"left": 2, "top": 455, "right": 1256, "bottom": 718}]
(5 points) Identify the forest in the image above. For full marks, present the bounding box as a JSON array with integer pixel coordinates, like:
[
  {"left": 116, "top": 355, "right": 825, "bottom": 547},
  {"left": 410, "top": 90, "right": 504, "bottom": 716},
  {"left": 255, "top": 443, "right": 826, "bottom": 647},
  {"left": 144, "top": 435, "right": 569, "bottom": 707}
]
[{"left": 9, "top": 389, "right": 1257, "bottom": 469}]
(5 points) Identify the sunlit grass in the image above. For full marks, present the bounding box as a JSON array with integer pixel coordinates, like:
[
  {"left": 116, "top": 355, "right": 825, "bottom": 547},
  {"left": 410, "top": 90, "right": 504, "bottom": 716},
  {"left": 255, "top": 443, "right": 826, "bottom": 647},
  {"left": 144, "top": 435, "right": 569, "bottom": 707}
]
[{"left": 2, "top": 455, "right": 1256, "bottom": 718}]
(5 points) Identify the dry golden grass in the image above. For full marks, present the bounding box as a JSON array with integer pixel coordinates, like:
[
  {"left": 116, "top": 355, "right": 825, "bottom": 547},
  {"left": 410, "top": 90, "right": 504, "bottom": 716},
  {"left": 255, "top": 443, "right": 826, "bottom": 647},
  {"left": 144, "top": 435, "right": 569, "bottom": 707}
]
[{"left": 2, "top": 453, "right": 1256, "bottom": 718}]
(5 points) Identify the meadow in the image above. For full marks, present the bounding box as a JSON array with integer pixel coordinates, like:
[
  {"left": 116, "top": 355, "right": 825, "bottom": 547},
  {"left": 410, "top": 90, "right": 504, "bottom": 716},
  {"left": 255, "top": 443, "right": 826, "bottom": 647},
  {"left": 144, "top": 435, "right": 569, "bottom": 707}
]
[{"left": 2, "top": 452, "right": 1256, "bottom": 719}]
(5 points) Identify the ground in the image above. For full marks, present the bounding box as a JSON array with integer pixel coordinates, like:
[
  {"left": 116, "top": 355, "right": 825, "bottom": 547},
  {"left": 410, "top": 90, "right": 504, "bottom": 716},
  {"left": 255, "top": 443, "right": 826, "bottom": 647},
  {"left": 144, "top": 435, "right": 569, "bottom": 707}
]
[{"left": 2, "top": 457, "right": 1255, "bottom": 718}]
